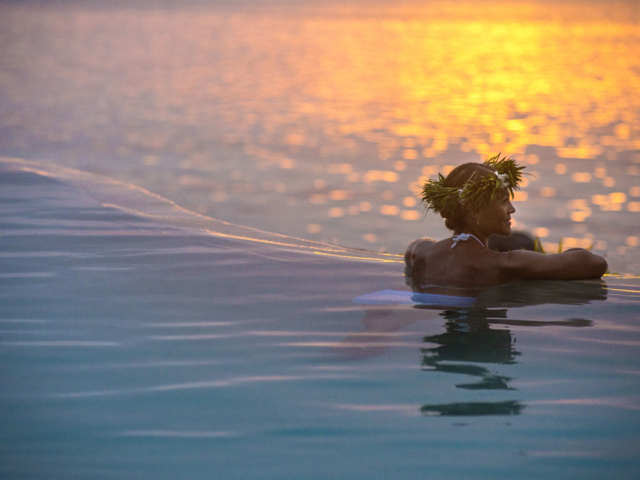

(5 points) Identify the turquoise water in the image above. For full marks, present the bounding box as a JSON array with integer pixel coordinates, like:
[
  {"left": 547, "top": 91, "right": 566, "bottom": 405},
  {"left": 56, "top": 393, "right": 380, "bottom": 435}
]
[
  {"left": 1, "top": 158, "right": 639, "bottom": 479},
  {"left": 1, "top": 2, "right": 640, "bottom": 477}
]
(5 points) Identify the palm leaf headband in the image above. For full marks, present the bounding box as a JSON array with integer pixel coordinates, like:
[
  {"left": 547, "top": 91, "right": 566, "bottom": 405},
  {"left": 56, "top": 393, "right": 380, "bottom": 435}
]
[{"left": 420, "top": 154, "right": 526, "bottom": 216}]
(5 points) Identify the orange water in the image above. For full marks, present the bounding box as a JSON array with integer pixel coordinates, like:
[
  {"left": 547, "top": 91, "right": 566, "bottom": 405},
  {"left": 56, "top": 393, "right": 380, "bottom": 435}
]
[{"left": 0, "top": 0, "right": 638, "bottom": 271}]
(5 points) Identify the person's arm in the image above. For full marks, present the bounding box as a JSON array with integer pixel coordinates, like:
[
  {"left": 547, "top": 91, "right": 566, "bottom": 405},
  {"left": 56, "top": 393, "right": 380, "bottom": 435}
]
[{"left": 499, "top": 248, "right": 608, "bottom": 282}]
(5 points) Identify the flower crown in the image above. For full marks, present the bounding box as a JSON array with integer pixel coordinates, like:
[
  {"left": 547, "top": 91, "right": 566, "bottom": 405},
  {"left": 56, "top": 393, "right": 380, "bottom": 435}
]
[{"left": 420, "top": 154, "right": 525, "bottom": 216}]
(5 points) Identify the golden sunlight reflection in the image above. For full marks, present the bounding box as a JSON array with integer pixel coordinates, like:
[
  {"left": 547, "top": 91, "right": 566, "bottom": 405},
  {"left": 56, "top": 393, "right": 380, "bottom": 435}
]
[{"left": 0, "top": 1, "right": 639, "bottom": 269}]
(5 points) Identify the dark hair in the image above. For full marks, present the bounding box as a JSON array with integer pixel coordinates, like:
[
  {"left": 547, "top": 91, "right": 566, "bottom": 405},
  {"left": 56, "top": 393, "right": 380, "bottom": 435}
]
[{"left": 440, "top": 162, "right": 497, "bottom": 231}]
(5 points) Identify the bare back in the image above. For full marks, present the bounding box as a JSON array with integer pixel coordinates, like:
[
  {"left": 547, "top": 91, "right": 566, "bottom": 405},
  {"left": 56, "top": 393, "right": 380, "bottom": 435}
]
[
  {"left": 407, "top": 238, "right": 505, "bottom": 288},
  {"left": 406, "top": 237, "right": 608, "bottom": 288}
]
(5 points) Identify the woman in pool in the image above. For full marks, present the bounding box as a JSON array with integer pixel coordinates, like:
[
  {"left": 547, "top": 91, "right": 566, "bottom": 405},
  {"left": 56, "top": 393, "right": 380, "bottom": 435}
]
[{"left": 405, "top": 154, "right": 608, "bottom": 288}]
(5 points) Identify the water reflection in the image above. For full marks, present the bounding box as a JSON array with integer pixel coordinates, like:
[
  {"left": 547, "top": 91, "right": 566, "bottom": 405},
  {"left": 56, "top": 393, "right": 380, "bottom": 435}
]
[
  {"left": 421, "top": 311, "right": 521, "bottom": 391},
  {"left": 421, "top": 400, "right": 524, "bottom": 417},
  {"left": 419, "top": 307, "right": 596, "bottom": 416},
  {"left": 350, "top": 280, "right": 608, "bottom": 415},
  {"left": 472, "top": 279, "right": 608, "bottom": 308},
  {"left": 0, "top": 1, "right": 639, "bottom": 270}
]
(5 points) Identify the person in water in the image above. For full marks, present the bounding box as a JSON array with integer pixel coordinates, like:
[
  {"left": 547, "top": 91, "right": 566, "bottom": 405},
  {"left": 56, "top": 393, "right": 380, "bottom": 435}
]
[{"left": 405, "top": 154, "right": 608, "bottom": 287}]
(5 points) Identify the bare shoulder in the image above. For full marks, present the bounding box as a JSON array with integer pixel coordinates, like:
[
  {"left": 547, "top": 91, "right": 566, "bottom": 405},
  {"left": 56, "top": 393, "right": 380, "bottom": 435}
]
[
  {"left": 404, "top": 237, "right": 437, "bottom": 267},
  {"left": 497, "top": 248, "right": 608, "bottom": 282}
]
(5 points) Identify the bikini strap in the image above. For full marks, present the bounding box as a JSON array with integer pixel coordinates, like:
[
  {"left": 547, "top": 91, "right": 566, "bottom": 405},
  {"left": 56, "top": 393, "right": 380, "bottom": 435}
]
[{"left": 451, "top": 233, "right": 485, "bottom": 249}]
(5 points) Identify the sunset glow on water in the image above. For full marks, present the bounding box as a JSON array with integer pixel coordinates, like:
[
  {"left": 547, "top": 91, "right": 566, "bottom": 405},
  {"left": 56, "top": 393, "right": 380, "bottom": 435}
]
[
  {"left": 2, "top": 3, "right": 640, "bottom": 478},
  {"left": 0, "top": 0, "right": 639, "bottom": 271}
]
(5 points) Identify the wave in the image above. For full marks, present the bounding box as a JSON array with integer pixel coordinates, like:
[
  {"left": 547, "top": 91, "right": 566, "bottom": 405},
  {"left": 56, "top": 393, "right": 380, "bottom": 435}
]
[{"left": 0, "top": 156, "right": 403, "bottom": 264}]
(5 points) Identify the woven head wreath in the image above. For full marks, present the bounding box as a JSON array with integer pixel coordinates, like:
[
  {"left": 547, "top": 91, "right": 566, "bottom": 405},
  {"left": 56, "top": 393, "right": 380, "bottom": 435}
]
[{"left": 420, "top": 153, "right": 526, "bottom": 216}]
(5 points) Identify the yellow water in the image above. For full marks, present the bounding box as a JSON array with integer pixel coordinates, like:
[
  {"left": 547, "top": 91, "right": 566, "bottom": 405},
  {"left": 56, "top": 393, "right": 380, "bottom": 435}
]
[{"left": 0, "top": 0, "right": 638, "bottom": 270}]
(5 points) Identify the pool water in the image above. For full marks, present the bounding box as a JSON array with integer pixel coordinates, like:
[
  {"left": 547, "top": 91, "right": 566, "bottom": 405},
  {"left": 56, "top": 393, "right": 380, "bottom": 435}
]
[{"left": 1, "top": 159, "right": 639, "bottom": 479}]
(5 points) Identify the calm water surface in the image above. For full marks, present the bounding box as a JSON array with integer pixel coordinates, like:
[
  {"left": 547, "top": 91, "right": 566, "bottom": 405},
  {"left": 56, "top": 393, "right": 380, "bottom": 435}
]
[
  {"left": 1, "top": 2, "right": 640, "bottom": 477},
  {"left": 1, "top": 156, "right": 639, "bottom": 479}
]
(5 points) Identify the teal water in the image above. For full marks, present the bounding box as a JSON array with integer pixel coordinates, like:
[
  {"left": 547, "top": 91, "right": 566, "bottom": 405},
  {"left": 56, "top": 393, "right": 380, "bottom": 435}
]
[
  {"left": 1, "top": 159, "right": 639, "bottom": 479},
  {"left": 1, "top": 3, "right": 640, "bottom": 475}
]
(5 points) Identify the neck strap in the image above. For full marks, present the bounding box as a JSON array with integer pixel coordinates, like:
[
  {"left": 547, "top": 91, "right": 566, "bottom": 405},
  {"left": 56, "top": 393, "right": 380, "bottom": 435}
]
[{"left": 451, "top": 233, "right": 485, "bottom": 249}]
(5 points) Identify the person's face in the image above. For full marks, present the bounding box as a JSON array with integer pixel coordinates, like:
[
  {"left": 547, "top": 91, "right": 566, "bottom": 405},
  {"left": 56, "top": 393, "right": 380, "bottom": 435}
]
[{"left": 477, "top": 189, "right": 516, "bottom": 237}]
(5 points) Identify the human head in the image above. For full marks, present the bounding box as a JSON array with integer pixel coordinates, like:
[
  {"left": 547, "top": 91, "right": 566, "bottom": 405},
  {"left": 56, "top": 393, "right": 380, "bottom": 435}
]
[
  {"left": 440, "top": 162, "right": 496, "bottom": 231},
  {"left": 420, "top": 154, "right": 525, "bottom": 232},
  {"left": 474, "top": 189, "right": 516, "bottom": 237}
]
